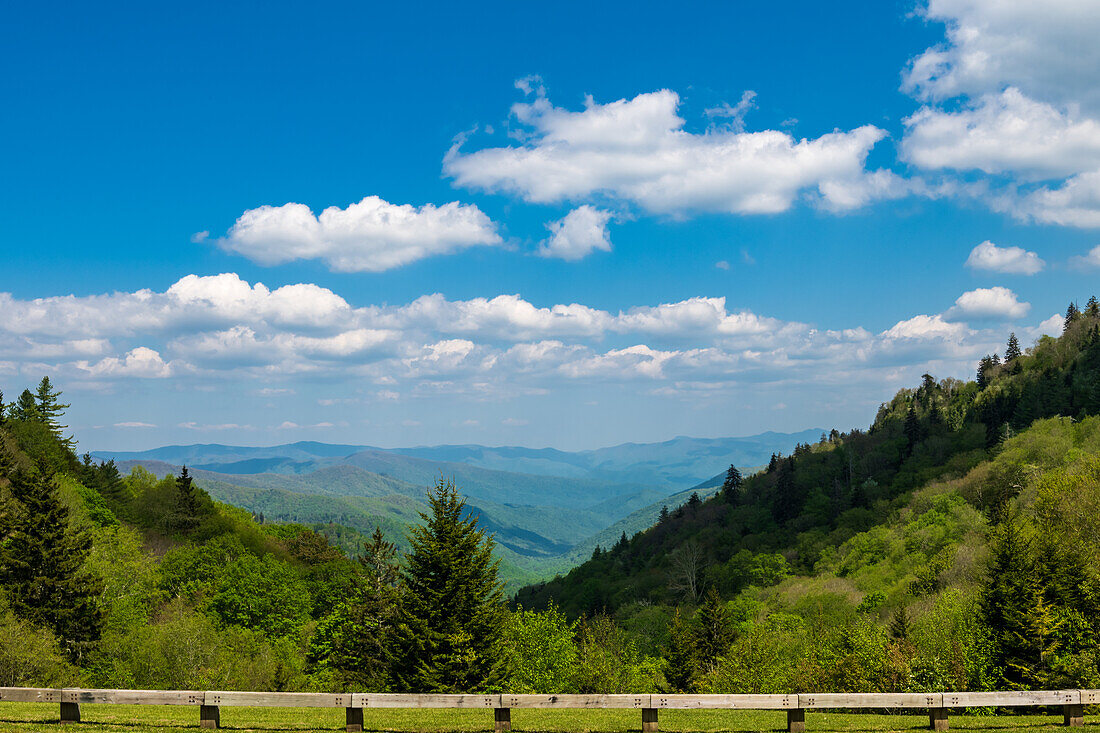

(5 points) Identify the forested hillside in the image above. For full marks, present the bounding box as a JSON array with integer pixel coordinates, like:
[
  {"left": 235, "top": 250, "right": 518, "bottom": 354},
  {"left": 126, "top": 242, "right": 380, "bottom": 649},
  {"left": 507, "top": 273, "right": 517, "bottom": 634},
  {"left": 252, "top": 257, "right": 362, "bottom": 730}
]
[{"left": 516, "top": 298, "right": 1100, "bottom": 692}]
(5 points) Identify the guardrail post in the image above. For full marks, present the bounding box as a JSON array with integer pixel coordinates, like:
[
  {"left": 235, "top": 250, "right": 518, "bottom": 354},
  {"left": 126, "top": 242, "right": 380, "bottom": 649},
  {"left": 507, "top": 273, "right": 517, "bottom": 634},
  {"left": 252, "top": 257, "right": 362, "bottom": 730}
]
[
  {"left": 786, "top": 708, "right": 805, "bottom": 733},
  {"left": 346, "top": 706, "right": 364, "bottom": 732},
  {"left": 1064, "top": 704, "right": 1084, "bottom": 727},
  {"left": 200, "top": 704, "right": 220, "bottom": 729},
  {"left": 642, "top": 706, "right": 658, "bottom": 733},
  {"left": 930, "top": 707, "right": 949, "bottom": 731},
  {"left": 495, "top": 707, "right": 512, "bottom": 732},
  {"left": 59, "top": 702, "right": 80, "bottom": 725}
]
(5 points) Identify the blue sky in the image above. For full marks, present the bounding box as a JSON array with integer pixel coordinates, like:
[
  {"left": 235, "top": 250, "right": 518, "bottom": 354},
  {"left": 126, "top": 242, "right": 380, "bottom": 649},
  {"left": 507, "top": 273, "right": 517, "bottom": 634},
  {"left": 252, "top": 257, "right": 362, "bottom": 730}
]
[{"left": 4, "top": 0, "right": 1100, "bottom": 450}]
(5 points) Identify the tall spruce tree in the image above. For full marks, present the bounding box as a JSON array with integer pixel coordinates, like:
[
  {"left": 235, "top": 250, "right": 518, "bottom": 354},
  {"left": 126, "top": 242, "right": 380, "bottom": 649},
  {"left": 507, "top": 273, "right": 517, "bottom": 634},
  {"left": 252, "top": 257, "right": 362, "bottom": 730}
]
[
  {"left": 34, "top": 377, "right": 72, "bottom": 446},
  {"left": 399, "top": 477, "right": 506, "bottom": 692},
  {"left": 11, "top": 389, "right": 40, "bottom": 421},
  {"left": 664, "top": 608, "right": 696, "bottom": 692},
  {"left": 1086, "top": 295, "right": 1100, "bottom": 319},
  {"left": 694, "top": 587, "right": 737, "bottom": 671},
  {"left": 1005, "top": 332, "right": 1021, "bottom": 362},
  {"left": 721, "top": 464, "right": 743, "bottom": 503},
  {"left": 169, "top": 466, "right": 202, "bottom": 533},
  {"left": 0, "top": 464, "right": 103, "bottom": 661},
  {"left": 1065, "top": 302, "right": 1080, "bottom": 332}
]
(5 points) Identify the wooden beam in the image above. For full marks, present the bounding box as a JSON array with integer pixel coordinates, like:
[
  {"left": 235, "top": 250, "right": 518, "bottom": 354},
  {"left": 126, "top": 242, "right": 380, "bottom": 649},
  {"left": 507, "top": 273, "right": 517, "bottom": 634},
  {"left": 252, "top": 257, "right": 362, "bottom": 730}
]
[
  {"left": 199, "top": 704, "right": 220, "bottom": 729},
  {"left": 502, "top": 694, "right": 649, "bottom": 708},
  {"left": 799, "top": 693, "right": 943, "bottom": 709},
  {"left": 61, "top": 689, "right": 202, "bottom": 705},
  {"left": 59, "top": 702, "right": 80, "bottom": 725},
  {"left": 0, "top": 688, "right": 59, "bottom": 703},
  {"left": 1064, "top": 704, "right": 1084, "bottom": 727},
  {"left": 353, "top": 693, "right": 499, "bottom": 708},
  {"left": 642, "top": 707, "right": 658, "bottom": 733},
  {"left": 942, "top": 691, "right": 1078, "bottom": 707},
  {"left": 653, "top": 694, "right": 795, "bottom": 709},
  {"left": 930, "top": 708, "right": 949, "bottom": 731},
  {"left": 203, "top": 691, "right": 350, "bottom": 708},
  {"left": 346, "top": 706, "right": 364, "bottom": 733},
  {"left": 495, "top": 707, "right": 512, "bottom": 732},
  {"left": 787, "top": 708, "right": 805, "bottom": 733}
]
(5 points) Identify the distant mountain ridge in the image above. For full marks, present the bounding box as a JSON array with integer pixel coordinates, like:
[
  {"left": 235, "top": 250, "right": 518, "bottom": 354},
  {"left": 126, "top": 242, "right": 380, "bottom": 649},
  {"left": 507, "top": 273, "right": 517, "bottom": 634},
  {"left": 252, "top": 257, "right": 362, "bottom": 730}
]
[
  {"left": 95, "top": 429, "right": 824, "bottom": 487},
  {"left": 97, "top": 429, "right": 823, "bottom": 585}
]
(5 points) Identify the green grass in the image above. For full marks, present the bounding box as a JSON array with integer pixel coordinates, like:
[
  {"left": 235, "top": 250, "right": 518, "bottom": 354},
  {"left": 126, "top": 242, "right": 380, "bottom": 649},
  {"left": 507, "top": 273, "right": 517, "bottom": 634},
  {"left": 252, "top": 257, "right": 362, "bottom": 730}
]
[{"left": 0, "top": 704, "right": 1088, "bottom": 733}]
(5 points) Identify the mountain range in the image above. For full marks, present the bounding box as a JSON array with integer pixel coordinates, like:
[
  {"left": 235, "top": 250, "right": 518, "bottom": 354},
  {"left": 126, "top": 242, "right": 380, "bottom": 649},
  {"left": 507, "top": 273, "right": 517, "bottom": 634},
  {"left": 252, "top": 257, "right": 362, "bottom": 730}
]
[{"left": 93, "top": 429, "right": 822, "bottom": 584}]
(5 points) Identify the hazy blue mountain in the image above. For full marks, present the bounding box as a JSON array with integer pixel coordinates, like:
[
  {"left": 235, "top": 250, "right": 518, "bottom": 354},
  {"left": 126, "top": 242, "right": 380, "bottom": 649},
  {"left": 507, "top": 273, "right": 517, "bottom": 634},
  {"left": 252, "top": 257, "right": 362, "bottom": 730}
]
[{"left": 101, "top": 429, "right": 820, "bottom": 583}]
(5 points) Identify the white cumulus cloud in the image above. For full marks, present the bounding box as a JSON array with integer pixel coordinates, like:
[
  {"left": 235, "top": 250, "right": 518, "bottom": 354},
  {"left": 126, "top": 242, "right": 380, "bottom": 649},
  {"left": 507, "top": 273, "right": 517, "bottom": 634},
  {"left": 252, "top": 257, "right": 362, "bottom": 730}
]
[
  {"left": 218, "top": 195, "right": 502, "bottom": 272},
  {"left": 965, "top": 241, "right": 1045, "bottom": 275},
  {"left": 444, "top": 87, "right": 893, "bottom": 216},
  {"left": 944, "top": 287, "right": 1031, "bottom": 321},
  {"left": 538, "top": 206, "right": 613, "bottom": 261}
]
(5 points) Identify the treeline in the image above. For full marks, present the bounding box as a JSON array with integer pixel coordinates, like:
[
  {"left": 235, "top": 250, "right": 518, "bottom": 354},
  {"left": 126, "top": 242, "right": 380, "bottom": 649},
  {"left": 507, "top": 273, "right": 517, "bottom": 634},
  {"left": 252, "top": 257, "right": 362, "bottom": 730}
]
[{"left": 517, "top": 298, "right": 1100, "bottom": 693}]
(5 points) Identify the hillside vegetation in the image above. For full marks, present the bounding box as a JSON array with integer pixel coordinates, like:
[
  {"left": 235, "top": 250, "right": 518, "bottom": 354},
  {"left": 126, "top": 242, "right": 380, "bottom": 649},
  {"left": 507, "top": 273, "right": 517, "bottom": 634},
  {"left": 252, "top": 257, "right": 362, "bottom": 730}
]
[{"left": 517, "top": 298, "right": 1100, "bottom": 692}]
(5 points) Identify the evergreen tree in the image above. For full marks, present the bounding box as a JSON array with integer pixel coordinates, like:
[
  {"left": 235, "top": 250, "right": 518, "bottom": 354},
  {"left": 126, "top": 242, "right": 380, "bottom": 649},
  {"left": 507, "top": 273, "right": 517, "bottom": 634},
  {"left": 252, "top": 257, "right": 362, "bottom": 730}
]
[
  {"left": 1005, "top": 333, "right": 1021, "bottom": 362},
  {"left": 34, "top": 377, "right": 72, "bottom": 446},
  {"left": 721, "top": 464, "right": 743, "bottom": 503},
  {"left": 664, "top": 608, "right": 696, "bottom": 692},
  {"left": 0, "top": 464, "right": 103, "bottom": 661},
  {"left": 888, "top": 606, "right": 911, "bottom": 641},
  {"left": 658, "top": 505, "right": 670, "bottom": 523},
  {"left": 904, "top": 405, "right": 923, "bottom": 453},
  {"left": 169, "top": 466, "right": 202, "bottom": 533},
  {"left": 321, "top": 528, "right": 404, "bottom": 690},
  {"left": 693, "top": 587, "right": 736, "bottom": 672},
  {"left": 982, "top": 512, "right": 1043, "bottom": 688},
  {"left": 11, "top": 389, "right": 40, "bottom": 421},
  {"left": 1086, "top": 295, "right": 1100, "bottom": 319},
  {"left": 1065, "top": 302, "right": 1080, "bottom": 332},
  {"left": 398, "top": 478, "right": 506, "bottom": 692},
  {"left": 771, "top": 457, "right": 800, "bottom": 522},
  {"left": 977, "top": 355, "right": 994, "bottom": 389}
]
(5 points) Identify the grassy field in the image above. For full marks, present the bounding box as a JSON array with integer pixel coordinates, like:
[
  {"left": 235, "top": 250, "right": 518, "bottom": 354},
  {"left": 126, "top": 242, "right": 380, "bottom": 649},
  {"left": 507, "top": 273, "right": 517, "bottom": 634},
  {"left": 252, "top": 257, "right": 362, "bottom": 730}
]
[{"left": 0, "top": 703, "right": 1088, "bottom": 733}]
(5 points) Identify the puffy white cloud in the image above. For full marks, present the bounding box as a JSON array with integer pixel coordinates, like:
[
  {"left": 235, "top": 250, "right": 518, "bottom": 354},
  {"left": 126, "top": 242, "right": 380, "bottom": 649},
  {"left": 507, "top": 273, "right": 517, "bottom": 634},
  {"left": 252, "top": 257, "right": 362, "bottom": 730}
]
[
  {"left": 444, "top": 88, "right": 892, "bottom": 215},
  {"left": 538, "top": 206, "right": 613, "bottom": 261},
  {"left": 965, "top": 241, "right": 1045, "bottom": 275},
  {"left": 1070, "top": 244, "right": 1100, "bottom": 268},
  {"left": 902, "top": 88, "right": 1100, "bottom": 180},
  {"left": 1019, "top": 171, "right": 1100, "bottom": 228},
  {"left": 882, "top": 314, "right": 969, "bottom": 341},
  {"left": 79, "top": 347, "right": 174, "bottom": 378},
  {"left": 944, "top": 287, "right": 1031, "bottom": 321},
  {"left": 903, "top": 0, "right": 1100, "bottom": 111},
  {"left": 218, "top": 196, "right": 502, "bottom": 272}
]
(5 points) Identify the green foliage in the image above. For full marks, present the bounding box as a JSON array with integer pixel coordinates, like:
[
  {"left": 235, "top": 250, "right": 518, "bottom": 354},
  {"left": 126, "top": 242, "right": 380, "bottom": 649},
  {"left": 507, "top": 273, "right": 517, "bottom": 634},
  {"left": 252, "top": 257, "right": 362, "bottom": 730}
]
[
  {"left": 571, "top": 615, "right": 663, "bottom": 693},
  {"left": 501, "top": 603, "right": 578, "bottom": 693},
  {"left": 0, "top": 592, "right": 79, "bottom": 687},
  {"left": 209, "top": 552, "right": 312, "bottom": 637}
]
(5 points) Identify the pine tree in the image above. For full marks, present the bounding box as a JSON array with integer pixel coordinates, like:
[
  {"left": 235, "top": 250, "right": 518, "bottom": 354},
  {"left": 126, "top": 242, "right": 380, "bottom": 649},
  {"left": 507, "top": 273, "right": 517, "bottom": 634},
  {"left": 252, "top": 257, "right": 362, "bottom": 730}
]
[
  {"left": 694, "top": 587, "right": 737, "bottom": 671},
  {"left": 977, "top": 355, "right": 994, "bottom": 389},
  {"left": 658, "top": 505, "right": 670, "bottom": 523},
  {"left": 1005, "top": 333, "right": 1021, "bottom": 362},
  {"left": 34, "top": 377, "right": 72, "bottom": 446},
  {"left": 1065, "top": 302, "right": 1080, "bottom": 332},
  {"left": 169, "top": 466, "right": 203, "bottom": 533},
  {"left": 0, "top": 464, "right": 103, "bottom": 661},
  {"left": 11, "top": 389, "right": 40, "bottom": 421},
  {"left": 664, "top": 608, "right": 697, "bottom": 692},
  {"left": 904, "top": 405, "right": 923, "bottom": 453},
  {"left": 982, "top": 512, "right": 1043, "bottom": 688},
  {"left": 721, "top": 464, "right": 743, "bottom": 503},
  {"left": 1086, "top": 295, "right": 1100, "bottom": 319},
  {"left": 889, "top": 607, "right": 911, "bottom": 641},
  {"left": 398, "top": 478, "right": 506, "bottom": 692},
  {"left": 323, "top": 527, "right": 404, "bottom": 690}
]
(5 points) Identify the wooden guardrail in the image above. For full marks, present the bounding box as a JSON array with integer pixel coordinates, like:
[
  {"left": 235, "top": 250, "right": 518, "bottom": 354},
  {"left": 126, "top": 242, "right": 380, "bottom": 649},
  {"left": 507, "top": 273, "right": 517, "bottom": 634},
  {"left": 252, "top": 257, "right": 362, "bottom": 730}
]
[{"left": 1, "top": 688, "right": 1095, "bottom": 732}]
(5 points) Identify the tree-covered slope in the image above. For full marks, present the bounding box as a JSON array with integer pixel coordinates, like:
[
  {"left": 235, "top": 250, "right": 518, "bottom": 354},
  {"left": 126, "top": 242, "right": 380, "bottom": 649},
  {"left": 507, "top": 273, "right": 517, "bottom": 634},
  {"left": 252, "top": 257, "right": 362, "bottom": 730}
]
[{"left": 517, "top": 299, "right": 1100, "bottom": 618}]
